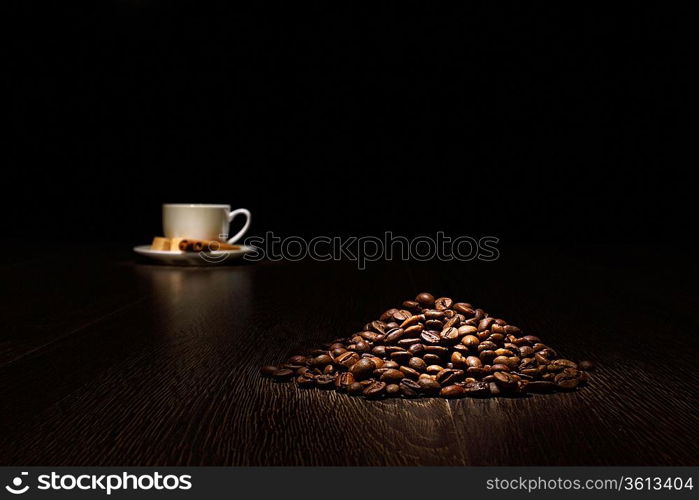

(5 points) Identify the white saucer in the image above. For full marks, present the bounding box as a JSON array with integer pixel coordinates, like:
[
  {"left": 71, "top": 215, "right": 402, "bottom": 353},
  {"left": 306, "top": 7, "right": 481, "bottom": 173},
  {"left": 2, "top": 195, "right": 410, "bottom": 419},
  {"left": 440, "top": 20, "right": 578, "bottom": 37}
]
[{"left": 133, "top": 245, "right": 255, "bottom": 266}]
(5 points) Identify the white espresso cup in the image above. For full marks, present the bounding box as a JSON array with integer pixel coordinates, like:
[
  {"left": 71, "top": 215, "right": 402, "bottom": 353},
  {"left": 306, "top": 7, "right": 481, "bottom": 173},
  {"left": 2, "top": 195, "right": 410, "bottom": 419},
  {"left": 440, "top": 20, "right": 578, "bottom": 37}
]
[{"left": 162, "top": 204, "right": 251, "bottom": 243}]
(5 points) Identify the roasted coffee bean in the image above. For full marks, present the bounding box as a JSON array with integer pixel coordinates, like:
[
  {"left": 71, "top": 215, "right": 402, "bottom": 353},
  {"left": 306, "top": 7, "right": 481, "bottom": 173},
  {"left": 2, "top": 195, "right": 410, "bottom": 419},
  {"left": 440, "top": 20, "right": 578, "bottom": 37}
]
[
  {"left": 384, "top": 328, "right": 405, "bottom": 344},
  {"left": 399, "top": 365, "right": 420, "bottom": 380},
  {"left": 408, "top": 357, "right": 427, "bottom": 372},
  {"left": 369, "top": 321, "right": 386, "bottom": 334},
  {"left": 436, "top": 368, "right": 464, "bottom": 386},
  {"left": 334, "top": 372, "right": 355, "bottom": 390},
  {"left": 453, "top": 303, "right": 475, "bottom": 316},
  {"left": 440, "top": 384, "right": 465, "bottom": 398},
  {"left": 349, "top": 358, "right": 376, "bottom": 380},
  {"left": 363, "top": 381, "right": 387, "bottom": 398},
  {"left": 579, "top": 360, "right": 595, "bottom": 371},
  {"left": 420, "top": 330, "right": 441, "bottom": 345},
  {"left": 416, "top": 292, "right": 435, "bottom": 307},
  {"left": 315, "top": 374, "right": 335, "bottom": 388},
  {"left": 478, "top": 317, "right": 495, "bottom": 332},
  {"left": 463, "top": 381, "right": 490, "bottom": 397},
  {"left": 402, "top": 300, "right": 421, "bottom": 310},
  {"left": 424, "top": 319, "right": 444, "bottom": 330},
  {"left": 397, "top": 337, "right": 421, "bottom": 347},
  {"left": 404, "top": 324, "right": 424, "bottom": 336},
  {"left": 418, "top": 377, "right": 441, "bottom": 395},
  {"left": 465, "top": 355, "right": 482, "bottom": 368},
  {"left": 380, "top": 308, "right": 398, "bottom": 322},
  {"left": 348, "top": 382, "right": 364, "bottom": 395},
  {"left": 450, "top": 351, "right": 465, "bottom": 367},
  {"left": 477, "top": 340, "right": 497, "bottom": 351},
  {"left": 423, "top": 353, "right": 442, "bottom": 364},
  {"left": 518, "top": 346, "right": 534, "bottom": 357},
  {"left": 380, "top": 369, "right": 405, "bottom": 383},
  {"left": 336, "top": 351, "right": 360, "bottom": 368},
  {"left": 390, "top": 351, "right": 411, "bottom": 364},
  {"left": 288, "top": 355, "right": 307, "bottom": 365},
  {"left": 260, "top": 365, "right": 279, "bottom": 377},
  {"left": 392, "top": 310, "right": 411, "bottom": 322},
  {"left": 408, "top": 343, "right": 426, "bottom": 355},
  {"left": 385, "top": 383, "right": 401, "bottom": 396},
  {"left": 490, "top": 363, "right": 510, "bottom": 372},
  {"left": 382, "top": 360, "right": 400, "bottom": 369},
  {"left": 323, "top": 365, "right": 335, "bottom": 374},
  {"left": 297, "top": 374, "right": 316, "bottom": 388},
  {"left": 493, "top": 371, "right": 517, "bottom": 390},
  {"left": 547, "top": 359, "right": 578, "bottom": 372},
  {"left": 422, "top": 310, "right": 442, "bottom": 321},
  {"left": 555, "top": 376, "right": 579, "bottom": 391},
  {"left": 440, "top": 327, "right": 460, "bottom": 344},
  {"left": 400, "top": 378, "right": 421, "bottom": 397},
  {"left": 371, "top": 346, "right": 387, "bottom": 357},
  {"left": 312, "top": 354, "right": 333, "bottom": 367},
  {"left": 434, "top": 297, "right": 453, "bottom": 311},
  {"left": 426, "top": 364, "right": 444, "bottom": 375},
  {"left": 461, "top": 335, "right": 480, "bottom": 350},
  {"left": 400, "top": 315, "right": 423, "bottom": 328},
  {"left": 443, "top": 316, "right": 460, "bottom": 330}
]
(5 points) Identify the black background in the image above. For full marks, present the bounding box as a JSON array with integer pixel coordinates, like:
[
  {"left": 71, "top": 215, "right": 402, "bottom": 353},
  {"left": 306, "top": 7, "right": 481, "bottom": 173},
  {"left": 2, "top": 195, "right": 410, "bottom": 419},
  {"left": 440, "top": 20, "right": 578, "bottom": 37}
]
[{"left": 6, "top": 2, "right": 694, "bottom": 246}]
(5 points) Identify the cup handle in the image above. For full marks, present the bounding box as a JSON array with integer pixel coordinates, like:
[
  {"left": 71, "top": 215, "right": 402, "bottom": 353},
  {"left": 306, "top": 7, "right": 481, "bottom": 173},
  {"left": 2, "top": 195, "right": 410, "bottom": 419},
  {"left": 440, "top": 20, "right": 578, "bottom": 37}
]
[{"left": 226, "top": 208, "right": 251, "bottom": 244}]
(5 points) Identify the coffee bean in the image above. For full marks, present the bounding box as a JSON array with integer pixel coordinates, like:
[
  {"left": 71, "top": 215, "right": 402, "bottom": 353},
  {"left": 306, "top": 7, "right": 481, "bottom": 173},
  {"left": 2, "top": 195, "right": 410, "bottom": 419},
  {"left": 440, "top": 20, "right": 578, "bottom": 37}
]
[
  {"left": 440, "top": 384, "right": 465, "bottom": 398},
  {"left": 348, "top": 382, "right": 364, "bottom": 395},
  {"left": 390, "top": 351, "right": 411, "bottom": 364},
  {"left": 453, "top": 303, "right": 475, "bottom": 316},
  {"left": 260, "top": 365, "right": 278, "bottom": 377},
  {"left": 392, "top": 310, "right": 412, "bottom": 322},
  {"left": 335, "top": 372, "right": 355, "bottom": 390},
  {"left": 434, "top": 297, "right": 453, "bottom": 311},
  {"left": 426, "top": 364, "right": 444, "bottom": 375},
  {"left": 403, "top": 324, "right": 424, "bottom": 336},
  {"left": 402, "top": 300, "right": 420, "bottom": 310},
  {"left": 408, "top": 357, "right": 427, "bottom": 372},
  {"left": 371, "top": 346, "right": 387, "bottom": 357},
  {"left": 440, "top": 327, "right": 460, "bottom": 344},
  {"left": 384, "top": 328, "right": 405, "bottom": 344},
  {"left": 363, "top": 381, "right": 387, "bottom": 398},
  {"left": 493, "top": 371, "right": 517, "bottom": 390},
  {"left": 400, "top": 378, "right": 421, "bottom": 397},
  {"left": 408, "top": 343, "right": 426, "bottom": 355},
  {"left": 380, "top": 308, "right": 399, "bottom": 322},
  {"left": 350, "top": 358, "right": 376, "bottom": 380},
  {"left": 385, "top": 383, "right": 401, "bottom": 396},
  {"left": 416, "top": 292, "right": 435, "bottom": 307},
  {"left": 420, "top": 330, "right": 441, "bottom": 345},
  {"left": 423, "top": 353, "right": 442, "bottom": 364},
  {"left": 380, "top": 369, "right": 405, "bottom": 383},
  {"left": 424, "top": 309, "right": 445, "bottom": 320},
  {"left": 397, "top": 337, "right": 421, "bottom": 347},
  {"left": 382, "top": 360, "right": 400, "bottom": 369},
  {"left": 400, "top": 315, "right": 423, "bottom": 328},
  {"left": 316, "top": 374, "right": 335, "bottom": 388},
  {"left": 399, "top": 365, "right": 420, "bottom": 380},
  {"left": 336, "top": 351, "right": 360, "bottom": 368},
  {"left": 418, "top": 377, "right": 441, "bottom": 395},
  {"left": 463, "top": 381, "right": 490, "bottom": 397}
]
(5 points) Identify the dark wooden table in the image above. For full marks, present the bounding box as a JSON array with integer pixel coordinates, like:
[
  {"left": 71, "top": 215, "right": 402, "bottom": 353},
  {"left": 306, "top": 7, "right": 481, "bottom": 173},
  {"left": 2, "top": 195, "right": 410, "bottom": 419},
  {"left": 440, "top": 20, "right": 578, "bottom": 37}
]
[{"left": 1, "top": 245, "right": 698, "bottom": 466}]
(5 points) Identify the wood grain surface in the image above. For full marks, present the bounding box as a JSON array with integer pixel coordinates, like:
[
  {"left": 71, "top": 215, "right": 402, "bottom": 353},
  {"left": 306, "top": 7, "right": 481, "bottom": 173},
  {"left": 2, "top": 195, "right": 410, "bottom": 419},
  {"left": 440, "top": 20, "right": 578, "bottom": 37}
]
[{"left": 1, "top": 246, "right": 697, "bottom": 466}]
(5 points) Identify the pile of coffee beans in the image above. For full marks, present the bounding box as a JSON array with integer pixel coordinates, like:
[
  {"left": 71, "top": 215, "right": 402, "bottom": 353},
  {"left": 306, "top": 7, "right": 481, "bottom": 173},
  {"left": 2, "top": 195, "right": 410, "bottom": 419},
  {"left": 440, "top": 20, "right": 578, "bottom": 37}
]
[{"left": 261, "top": 293, "right": 594, "bottom": 399}]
